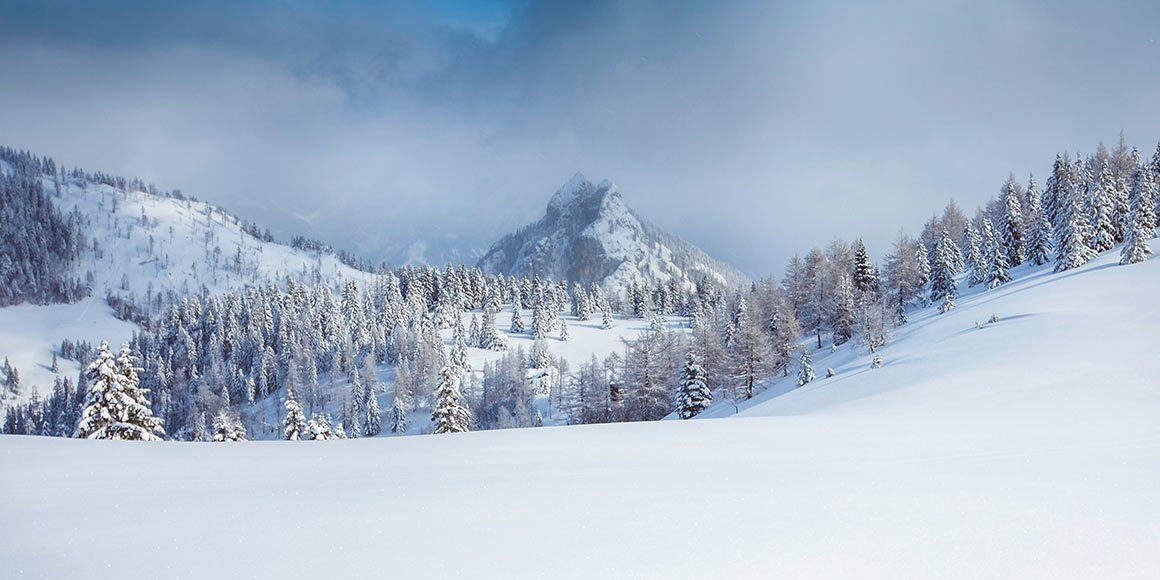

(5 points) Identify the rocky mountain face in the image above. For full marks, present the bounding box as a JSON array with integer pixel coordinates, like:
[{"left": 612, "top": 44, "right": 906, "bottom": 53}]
[{"left": 477, "top": 174, "right": 749, "bottom": 293}]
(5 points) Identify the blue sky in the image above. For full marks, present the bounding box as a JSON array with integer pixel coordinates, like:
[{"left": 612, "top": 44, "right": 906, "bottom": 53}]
[{"left": 1, "top": 0, "right": 1158, "bottom": 274}]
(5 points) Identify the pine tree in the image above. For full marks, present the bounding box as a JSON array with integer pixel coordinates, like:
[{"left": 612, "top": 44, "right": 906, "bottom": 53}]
[
  {"left": 982, "top": 217, "right": 1010, "bottom": 288},
  {"left": 211, "top": 409, "right": 247, "bottom": 441},
  {"left": 675, "top": 352, "right": 711, "bottom": 419},
  {"left": 75, "top": 342, "right": 164, "bottom": 441},
  {"left": 431, "top": 366, "right": 471, "bottom": 434},
  {"left": 1000, "top": 176, "right": 1025, "bottom": 266},
  {"left": 1054, "top": 176, "right": 1098, "bottom": 272},
  {"left": 282, "top": 391, "right": 306, "bottom": 441},
  {"left": 1153, "top": 141, "right": 1160, "bottom": 218},
  {"left": 851, "top": 239, "right": 878, "bottom": 296},
  {"left": 559, "top": 318, "right": 570, "bottom": 342},
  {"left": 450, "top": 326, "right": 470, "bottom": 374},
  {"left": 601, "top": 308, "right": 613, "bottom": 330},
  {"left": 531, "top": 299, "right": 548, "bottom": 340},
  {"left": 192, "top": 412, "right": 210, "bottom": 442},
  {"left": 831, "top": 275, "right": 855, "bottom": 346},
  {"left": 468, "top": 314, "right": 481, "bottom": 348},
  {"left": 939, "top": 287, "right": 956, "bottom": 313},
  {"left": 389, "top": 393, "right": 408, "bottom": 434},
  {"left": 797, "top": 350, "right": 814, "bottom": 387},
  {"left": 928, "top": 230, "right": 959, "bottom": 305},
  {"left": 964, "top": 221, "right": 985, "bottom": 287},
  {"left": 308, "top": 413, "right": 334, "bottom": 440},
  {"left": 509, "top": 304, "right": 525, "bottom": 334},
  {"left": 1025, "top": 174, "right": 1053, "bottom": 265},
  {"left": 478, "top": 307, "right": 508, "bottom": 351},
  {"left": 347, "top": 366, "right": 363, "bottom": 439},
  {"left": 1044, "top": 153, "right": 1067, "bottom": 230},
  {"left": 363, "top": 355, "right": 382, "bottom": 436},
  {"left": 1089, "top": 159, "right": 1117, "bottom": 252},
  {"left": 915, "top": 242, "right": 931, "bottom": 287},
  {"left": 1121, "top": 160, "right": 1157, "bottom": 265}
]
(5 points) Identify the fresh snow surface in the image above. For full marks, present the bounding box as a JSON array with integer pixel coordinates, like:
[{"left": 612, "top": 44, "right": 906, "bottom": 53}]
[{"left": 2, "top": 251, "right": 1160, "bottom": 578}]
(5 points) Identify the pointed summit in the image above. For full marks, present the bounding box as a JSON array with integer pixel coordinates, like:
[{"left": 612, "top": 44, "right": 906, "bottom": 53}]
[{"left": 479, "top": 174, "right": 748, "bottom": 293}]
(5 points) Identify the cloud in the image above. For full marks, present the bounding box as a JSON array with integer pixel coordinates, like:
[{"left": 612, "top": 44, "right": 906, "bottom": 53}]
[{"left": 1, "top": 0, "right": 1158, "bottom": 274}]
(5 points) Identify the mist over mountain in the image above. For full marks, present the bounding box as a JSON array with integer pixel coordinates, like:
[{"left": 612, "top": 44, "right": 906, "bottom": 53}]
[{"left": 478, "top": 173, "right": 750, "bottom": 293}]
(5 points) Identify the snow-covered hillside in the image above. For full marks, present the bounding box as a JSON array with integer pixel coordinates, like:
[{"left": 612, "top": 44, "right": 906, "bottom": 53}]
[
  {"left": 3, "top": 244, "right": 1158, "bottom": 579},
  {"left": 478, "top": 173, "right": 750, "bottom": 293},
  {"left": 0, "top": 170, "right": 373, "bottom": 405},
  {"left": 54, "top": 176, "right": 371, "bottom": 301}
]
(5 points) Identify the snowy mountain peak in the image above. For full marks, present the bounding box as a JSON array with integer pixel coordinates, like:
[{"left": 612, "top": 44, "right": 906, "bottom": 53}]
[
  {"left": 479, "top": 174, "right": 748, "bottom": 294},
  {"left": 548, "top": 172, "right": 597, "bottom": 213}
]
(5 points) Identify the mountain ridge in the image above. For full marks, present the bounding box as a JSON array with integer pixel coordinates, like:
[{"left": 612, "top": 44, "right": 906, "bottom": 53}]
[{"left": 478, "top": 173, "right": 750, "bottom": 293}]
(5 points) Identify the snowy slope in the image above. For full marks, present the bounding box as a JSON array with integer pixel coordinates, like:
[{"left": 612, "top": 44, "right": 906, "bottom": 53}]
[
  {"left": 2, "top": 249, "right": 1158, "bottom": 578},
  {"left": 0, "top": 299, "right": 137, "bottom": 407},
  {"left": 0, "top": 174, "right": 373, "bottom": 405},
  {"left": 478, "top": 174, "right": 750, "bottom": 294},
  {"left": 53, "top": 176, "right": 371, "bottom": 300}
]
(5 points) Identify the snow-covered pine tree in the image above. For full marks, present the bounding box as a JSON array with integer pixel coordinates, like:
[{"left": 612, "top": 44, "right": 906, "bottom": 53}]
[
  {"left": 982, "top": 217, "right": 1010, "bottom": 288},
  {"left": 1089, "top": 158, "right": 1117, "bottom": 252},
  {"left": 530, "top": 298, "right": 548, "bottom": 340},
  {"left": 1111, "top": 173, "right": 1131, "bottom": 243},
  {"left": 831, "top": 275, "right": 855, "bottom": 346},
  {"left": 1121, "top": 159, "right": 1157, "bottom": 265},
  {"left": 559, "top": 318, "right": 569, "bottom": 342},
  {"left": 362, "top": 354, "right": 382, "bottom": 436},
  {"left": 1000, "top": 176, "right": 1025, "bottom": 267},
  {"left": 1044, "top": 153, "right": 1067, "bottom": 230},
  {"left": 477, "top": 307, "right": 507, "bottom": 351},
  {"left": 509, "top": 303, "right": 525, "bottom": 334},
  {"left": 389, "top": 393, "right": 408, "bottom": 434},
  {"left": 630, "top": 280, "right": 650, "bottom": 318},
  {"left": 1054, "top": 170, "right": 1098, "bottom": 272},
  {"left": 675, "top": 352, "right": 711, "bottom": 419},
  {"left": 347, "top": 366, "right": 363, "bottom": 439},
  {"left": 431, "top": 365, "right": 471, "bottom": 434},
  {"left": 468, "top": 314, "right": 480, "bottom": 348},
  {"left": 308, "top": 412, "right": 334, "bottom": 440},
  {"left": 939, "top": 286, "right": 956, "bottom": 313},
  {"left": 1025, "top": 174, "right": 1053, "bottom": 266},
  {"left": 964, "top": 221, "right": 986, "bottom": 287},
  {"left": 192, "top": 412, "right": 210, "bottom": 442},
  {"left": 282, "top": 391, "right": 306, "bottom": 441},
  {"left": 797, "top": 350, "right": 815, "bottom": 387},
  {"left": 450, "top": 325, "right": 470, "bottom": 374},
  {"left": 852, "top": 239, "right": 878, "bottom": 296},
  {"left": 915, "top": 242, "right": 931, "bottom": 288},
  {"left": 1152, "top": 141, "right": 1160, "bottom": 221},
  {"left": 928, "top": 230, "right": 959, "bottom": 305},
  {"left": 601, "top": 307, "right": 613, "bottom": 330},
  {"left": 211, "top": 408, "right": 246, "bottom": 441},
  {"left": 75, "top": 342, "right": 164, "bottom": 441}
]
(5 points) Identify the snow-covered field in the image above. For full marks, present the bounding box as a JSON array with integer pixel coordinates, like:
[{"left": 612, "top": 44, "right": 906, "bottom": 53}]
[{"left": 2, "top": 250, "right": 1158, "bottom": 578}]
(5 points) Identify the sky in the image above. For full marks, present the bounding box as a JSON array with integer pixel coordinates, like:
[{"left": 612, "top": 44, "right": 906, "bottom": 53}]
[{"left": 1, "top": 0, "right": 1158, "bottom": 276}]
